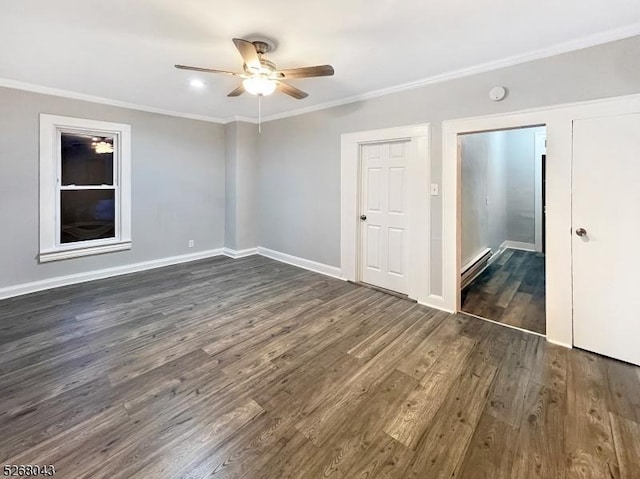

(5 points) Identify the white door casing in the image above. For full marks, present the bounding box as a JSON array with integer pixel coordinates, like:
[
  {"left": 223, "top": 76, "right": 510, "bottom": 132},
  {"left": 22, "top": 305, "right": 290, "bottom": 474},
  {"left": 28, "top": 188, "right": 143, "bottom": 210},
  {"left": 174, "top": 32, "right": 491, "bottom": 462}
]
[
  {"left": 360, "top": 141, "right": 410, "bottom": 293},
  {"left": 341, "top": 124, "right": 432, "bottom": 305},
  {"left": 534, "top": 132, "right": 547, "bottom": 253},
  {"left": 443, "top": 93, "right": 640, "bottom": 348},
  {"left": 572, "top": 114, "right": 640, "bottom": 366}
]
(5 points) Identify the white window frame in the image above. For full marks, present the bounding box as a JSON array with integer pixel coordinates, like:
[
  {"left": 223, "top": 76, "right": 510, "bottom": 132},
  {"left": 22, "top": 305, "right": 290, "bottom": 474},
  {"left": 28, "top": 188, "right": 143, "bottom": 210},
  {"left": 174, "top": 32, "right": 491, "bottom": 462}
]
[{"left": 39, "top": 114, "right": 131, "bottom": 263}]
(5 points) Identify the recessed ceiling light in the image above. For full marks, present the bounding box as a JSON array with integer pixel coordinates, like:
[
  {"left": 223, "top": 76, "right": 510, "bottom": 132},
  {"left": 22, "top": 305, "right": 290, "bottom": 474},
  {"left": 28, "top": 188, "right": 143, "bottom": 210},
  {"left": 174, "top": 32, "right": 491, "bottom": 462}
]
[{"left": 190, "top": 79, "right": 206, "bottom": 89}]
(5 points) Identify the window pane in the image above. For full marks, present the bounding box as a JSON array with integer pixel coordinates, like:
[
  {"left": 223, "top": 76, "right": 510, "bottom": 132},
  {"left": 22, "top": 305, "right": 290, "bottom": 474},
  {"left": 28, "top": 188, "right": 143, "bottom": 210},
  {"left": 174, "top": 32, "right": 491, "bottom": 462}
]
[
  {"left": 61, "top": 132, "right": 114, "bottom": 186},
  {"left": 60, "top": 190, "right": 115, "bottom": 244}
]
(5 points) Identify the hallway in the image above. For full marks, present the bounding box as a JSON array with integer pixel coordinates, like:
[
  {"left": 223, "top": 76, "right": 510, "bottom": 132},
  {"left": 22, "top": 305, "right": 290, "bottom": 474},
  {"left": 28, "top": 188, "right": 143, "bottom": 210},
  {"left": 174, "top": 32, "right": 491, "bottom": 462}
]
[{"left": 461, "top": 249, "right": 545, "bottom": 334}]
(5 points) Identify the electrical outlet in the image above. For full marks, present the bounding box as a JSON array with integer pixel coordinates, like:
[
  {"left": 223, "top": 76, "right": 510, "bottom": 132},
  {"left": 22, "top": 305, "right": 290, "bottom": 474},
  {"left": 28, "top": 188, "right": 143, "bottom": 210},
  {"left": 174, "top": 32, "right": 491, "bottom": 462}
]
[
  {"left": 188, "top": 240, "right": 194, "bottom": 248},
  {"left": 430, "top": 184, "right": 439, "bottom": 196}
]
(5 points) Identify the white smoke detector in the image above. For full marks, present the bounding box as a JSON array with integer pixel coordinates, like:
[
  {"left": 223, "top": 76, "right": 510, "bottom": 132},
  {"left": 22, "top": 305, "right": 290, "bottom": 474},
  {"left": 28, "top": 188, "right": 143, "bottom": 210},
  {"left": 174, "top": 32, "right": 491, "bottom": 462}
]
[{"left": 489, "top": 86, "right": 507, "bottom": 101}]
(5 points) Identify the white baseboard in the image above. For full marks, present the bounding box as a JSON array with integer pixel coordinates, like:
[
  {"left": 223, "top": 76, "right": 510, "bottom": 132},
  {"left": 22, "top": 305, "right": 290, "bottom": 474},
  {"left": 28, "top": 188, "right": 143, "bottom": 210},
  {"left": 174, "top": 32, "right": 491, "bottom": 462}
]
[
  {"left": 0, "top": 245, "right": 344, "bottom": 301},
  {"left": 222, "top": 247, "right": 258, "bottom": 259},
  {"left": 0, "top": 248, "right": 224, "bottom": 300},
  {"left": 461, "top": 248, "right": 492, "bottom": 273},
  {"left": 257, "top": 247, "right": 343, "bottom": 280},
  {"left": 418, "top": 295, "right": 455, "bottom": 313},
  {"left": 546, "top": 338, "right": 573, "bottom": 349},
  {"left": 489, "top": 244, "right": 507, "bottom": 265},
  {"left": 501, "top": 240, "right": 537, "bottom": 252}
]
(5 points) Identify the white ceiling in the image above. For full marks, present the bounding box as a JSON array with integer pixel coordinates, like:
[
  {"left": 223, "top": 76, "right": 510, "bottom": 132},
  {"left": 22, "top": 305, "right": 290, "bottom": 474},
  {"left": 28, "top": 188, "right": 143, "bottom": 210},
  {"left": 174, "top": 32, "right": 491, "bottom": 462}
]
[{"left": 1, "top": 0, "right": 639, "bottom": 121}]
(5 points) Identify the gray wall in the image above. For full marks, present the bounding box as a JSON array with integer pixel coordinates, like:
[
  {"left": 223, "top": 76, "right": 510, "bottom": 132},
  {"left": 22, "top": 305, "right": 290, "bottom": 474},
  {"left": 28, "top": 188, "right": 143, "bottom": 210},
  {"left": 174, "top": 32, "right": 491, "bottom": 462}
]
[
  {"left": 234, "top": 122, "right": 259, "bottom": 250},
  {"left": 225, "top": 121, "right": 259, "bottom": 250},
  {"left": 505, "top": 127, "right": 545, "bottom": 244},
  {"left": 257, "top": 36, "right": 640, "bottom": 296},
  {"left": 224, "top": 123, "right": 238, "bottom": 248},
  {"left": 460, "top": 131, "right": 508, "bottom": 266},
  {"left": 460, "top": 126, "right": 544, "bottom": 266},
  {"left": 0, "top": 87, "right": 226, "bottom": 289}
]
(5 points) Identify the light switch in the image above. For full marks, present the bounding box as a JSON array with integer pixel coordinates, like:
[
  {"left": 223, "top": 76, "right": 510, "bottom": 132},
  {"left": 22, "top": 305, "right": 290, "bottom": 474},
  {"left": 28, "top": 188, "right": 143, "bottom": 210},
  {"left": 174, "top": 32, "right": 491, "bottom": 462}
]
[{"left": 430, "top": 184, "right": 439, "bottom": 196}]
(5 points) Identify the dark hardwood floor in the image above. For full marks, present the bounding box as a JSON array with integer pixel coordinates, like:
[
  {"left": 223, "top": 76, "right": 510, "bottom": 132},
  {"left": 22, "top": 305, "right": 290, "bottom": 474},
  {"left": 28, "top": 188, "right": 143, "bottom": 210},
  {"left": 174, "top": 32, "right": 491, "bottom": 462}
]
[
  {"left": 1, "top": 255, "right": 638, "bottom": 478},
  {"left": 462, "top": 248, "right": 546, "bottom": 335}
]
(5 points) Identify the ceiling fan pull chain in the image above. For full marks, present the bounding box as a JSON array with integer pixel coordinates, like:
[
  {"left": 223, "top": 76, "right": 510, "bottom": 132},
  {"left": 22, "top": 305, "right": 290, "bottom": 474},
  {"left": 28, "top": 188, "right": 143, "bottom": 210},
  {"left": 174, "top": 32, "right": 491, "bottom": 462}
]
[{"left": 258, "top": 95, "right": 262, "bottom": 134}]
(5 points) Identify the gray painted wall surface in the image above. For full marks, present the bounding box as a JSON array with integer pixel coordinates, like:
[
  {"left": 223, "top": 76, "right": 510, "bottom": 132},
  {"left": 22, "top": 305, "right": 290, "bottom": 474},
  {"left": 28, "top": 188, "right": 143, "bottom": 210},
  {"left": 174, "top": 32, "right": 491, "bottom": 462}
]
[
  {"left": 505, "top": 127, "right": 545, "bottom": 244},
  {"left": 0, "top": 87, "right": 226, "bottom": 289},
  {"left": 234, "top": 122, "right": 259, "bottom": 250},
  {"left": 224, "top": 123, "right": 238, "bottom": 248},
  {"left": 225, "top": 122, "right": 259, "bottom": 250},
  {"left": 460, "top": 126, "right": 544, "bottom": 266},
  {"left": 257, "top": 36, "right": 640, "bottom": 296},
  {"left": 460, "top": 131, "right": 508, "bottom": 265}
]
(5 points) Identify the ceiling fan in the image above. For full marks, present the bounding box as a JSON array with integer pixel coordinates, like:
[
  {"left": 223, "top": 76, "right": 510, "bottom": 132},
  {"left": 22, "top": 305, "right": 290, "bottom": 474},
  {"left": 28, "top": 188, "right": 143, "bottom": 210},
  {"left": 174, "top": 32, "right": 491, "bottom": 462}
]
[{"left": 175, "top": 38, "right": 334, "bottom": 99}]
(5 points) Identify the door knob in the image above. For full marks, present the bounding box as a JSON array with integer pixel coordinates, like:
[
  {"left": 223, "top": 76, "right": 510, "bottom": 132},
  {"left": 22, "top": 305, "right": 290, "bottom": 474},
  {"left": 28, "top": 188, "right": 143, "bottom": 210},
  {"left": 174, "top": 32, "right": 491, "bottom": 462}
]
[
  {"left": 575, "top": 228, "right": 587, "bottom": 237},
  {"left": 360, "top": 214, "right": 367, "bottom": 221}
]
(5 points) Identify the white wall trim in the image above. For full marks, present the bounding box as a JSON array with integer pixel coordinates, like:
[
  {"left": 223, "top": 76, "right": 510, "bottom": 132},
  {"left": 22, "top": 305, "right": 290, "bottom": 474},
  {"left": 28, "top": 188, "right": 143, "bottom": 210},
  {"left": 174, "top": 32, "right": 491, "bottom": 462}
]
[
  {"left": 39, "top": 114, "right": 132, "bottom": 263},
  {"left": 442, "top": 93, "right": 640, "bottom": 347},
  {"left": 39, "top": 242, "right": 132, "bottom": 263},
  {"left": 341, "top": 124, "right": 431, "bottom": 302},
  {"left": 501, "top": 241, "right": 537, "bottom": 252},
  {"left": 261, "top": 24, "right": 640, "bottom": 123},
  {"left": 225, "top": 116, "right": 259, "bottom": 124},
  {"left": 489, "top": 244, "right": 508, "bottom": 265},
  {"left": 0, "top": 248, "right": 224, "bottom": 300},
  {"left": 418, "top": 296, "right": 453, "bottom": 313},
  {"left": 461, "top": 247, "right": 492, "bottom": 273},
  {"left": 534, "top": 131, "right": 547, "bottom": 252},
  {"left": 2, "top": 24, "right": 638, "bottom": 125},
  {"left": 257, "top": 247, "right": 343, "bottom": 279},
  {"left": 461, "top": 311, "right": 546, "bottom": 338},
  {"left": 547, "top": 338, "right": 573, "bottom": 349},
  {"left": 0, "top": 246, "right": 342, "bottom": 301},
  {"left": 222, "top": 247, "right": 258, "bottom": 258},
  {"left": 0, "top": 78, "right": 227, "bottom": 124}
]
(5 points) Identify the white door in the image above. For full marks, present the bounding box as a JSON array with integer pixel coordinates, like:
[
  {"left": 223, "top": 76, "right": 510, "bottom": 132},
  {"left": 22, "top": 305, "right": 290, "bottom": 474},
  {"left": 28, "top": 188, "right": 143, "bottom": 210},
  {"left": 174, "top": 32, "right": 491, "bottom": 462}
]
[
  {"left": 360, "top": 141, "right": 410, "bottom": 294},
  {"left": 572, "top": 113, "right": 640, "bottom": 366}
]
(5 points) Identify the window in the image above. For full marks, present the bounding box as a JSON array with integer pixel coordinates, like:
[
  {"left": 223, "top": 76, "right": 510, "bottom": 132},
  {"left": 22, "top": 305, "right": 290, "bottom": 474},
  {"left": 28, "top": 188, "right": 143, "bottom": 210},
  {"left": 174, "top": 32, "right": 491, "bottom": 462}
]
[{"left": 39, "top": 114, "right": 131, "bottom": 262}]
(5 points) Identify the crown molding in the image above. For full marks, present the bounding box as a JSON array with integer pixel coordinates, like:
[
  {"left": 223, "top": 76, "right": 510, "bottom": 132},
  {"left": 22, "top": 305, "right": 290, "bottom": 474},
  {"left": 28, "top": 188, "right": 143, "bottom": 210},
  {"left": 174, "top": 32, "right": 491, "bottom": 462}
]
[
  {"left": 1, "top": 23, "right": 639, "bottom": 125},
  {"left": 224, "top": 115, "right": 259, "bottom": 124},
  {"left": 261, "top": 23, "right": 640, "bottom": 123},
  {"left": 0, "top": 78, "right": 227, "bottom": 124}
]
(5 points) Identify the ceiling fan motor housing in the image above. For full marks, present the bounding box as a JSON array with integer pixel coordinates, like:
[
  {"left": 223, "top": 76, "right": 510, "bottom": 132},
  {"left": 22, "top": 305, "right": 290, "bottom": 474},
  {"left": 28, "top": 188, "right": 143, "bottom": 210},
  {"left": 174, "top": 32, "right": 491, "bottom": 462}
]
[{"left": 252, "top": 40, "right": 272, "bottom": 55}]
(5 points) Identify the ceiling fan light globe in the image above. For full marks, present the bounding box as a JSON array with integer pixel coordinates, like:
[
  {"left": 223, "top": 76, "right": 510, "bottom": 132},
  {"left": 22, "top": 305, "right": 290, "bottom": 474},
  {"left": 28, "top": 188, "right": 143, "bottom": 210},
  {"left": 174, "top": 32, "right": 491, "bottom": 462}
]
[{"left": 243, "top": 77, "right": 276, "bottom": 96}]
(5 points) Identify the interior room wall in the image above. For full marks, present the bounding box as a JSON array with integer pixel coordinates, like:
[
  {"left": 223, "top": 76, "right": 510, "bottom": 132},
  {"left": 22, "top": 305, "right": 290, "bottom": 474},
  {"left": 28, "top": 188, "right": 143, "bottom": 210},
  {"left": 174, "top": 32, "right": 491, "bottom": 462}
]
[
  {"left": 505, "top": 126, "right": 546, "bottom": 246},
  {"left": 460, "top": 131, "right": 507, "bottom": 267},
  {"left": 0, "top": 87, "right": 226, "bottom": 291},
  {"left": 257, "top": 35, "right": 640, "bottom": 297},
  {"left": 233, "top": 122, "right": 259, "bottom": 251},
  {"left": 460, "top": 126, "right": 545, "bottom": 267},
  {"left": 225, "top": 121, "right": 259, "bottom": 251},
  {"left": 224, "top": 123, "right": 238, "bottom": 249}
]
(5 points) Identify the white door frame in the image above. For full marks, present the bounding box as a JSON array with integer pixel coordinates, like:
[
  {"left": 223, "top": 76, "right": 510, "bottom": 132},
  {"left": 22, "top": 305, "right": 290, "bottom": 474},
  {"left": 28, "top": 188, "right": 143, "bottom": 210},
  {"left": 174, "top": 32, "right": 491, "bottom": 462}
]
[
  {"left": 341, "top": 124, "right": 432, "bottom": 304},
  {"left": 442, "top": 93, "right": 640, "bottom": 348},
  {"left": 534, "top": 131, "right": 547, "bottom": 253}
]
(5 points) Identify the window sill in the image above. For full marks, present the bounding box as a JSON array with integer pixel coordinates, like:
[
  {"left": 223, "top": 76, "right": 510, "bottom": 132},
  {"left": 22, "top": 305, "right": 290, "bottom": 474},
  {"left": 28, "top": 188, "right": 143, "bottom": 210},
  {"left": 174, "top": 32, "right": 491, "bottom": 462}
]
[{"left": 39, "top": 241, "right": 132, "bottom": 263}]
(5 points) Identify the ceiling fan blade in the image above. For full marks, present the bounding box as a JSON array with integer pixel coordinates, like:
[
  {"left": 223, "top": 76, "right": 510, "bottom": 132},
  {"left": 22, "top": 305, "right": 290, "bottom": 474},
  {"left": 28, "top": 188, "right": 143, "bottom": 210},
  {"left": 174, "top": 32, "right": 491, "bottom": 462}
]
[
  {"left": 276, "top": 65, "right": 335, "bottom": 79},
  {"left": 174, "top": 64, "right": 239, "bottom": 76},
  {"left": 276, "top": 81, "right": 308, "bottom": 100},
  {"left": 227, "top": 84, "right": 245, "bottom": 97},
  {"left": 232, "top": 38, "right": 261, "bottom": 71}
]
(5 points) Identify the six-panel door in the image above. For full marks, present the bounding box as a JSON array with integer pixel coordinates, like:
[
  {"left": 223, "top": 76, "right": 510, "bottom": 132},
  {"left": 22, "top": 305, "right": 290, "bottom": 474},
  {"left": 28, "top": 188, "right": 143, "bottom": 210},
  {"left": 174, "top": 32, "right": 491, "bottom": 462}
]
[{"left": 359, "top": 141, "right": 410, "bottom": 294}]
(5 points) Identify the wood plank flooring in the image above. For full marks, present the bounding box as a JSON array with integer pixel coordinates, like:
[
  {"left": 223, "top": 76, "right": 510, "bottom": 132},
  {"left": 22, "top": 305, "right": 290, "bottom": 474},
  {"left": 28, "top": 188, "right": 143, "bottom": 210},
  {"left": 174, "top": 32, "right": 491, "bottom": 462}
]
[
  {"left": 462, "top": 248, "right": 546, "bottom": 334},
  {"left": 1, "top": 255, "right": 638, "bottom": 478}
]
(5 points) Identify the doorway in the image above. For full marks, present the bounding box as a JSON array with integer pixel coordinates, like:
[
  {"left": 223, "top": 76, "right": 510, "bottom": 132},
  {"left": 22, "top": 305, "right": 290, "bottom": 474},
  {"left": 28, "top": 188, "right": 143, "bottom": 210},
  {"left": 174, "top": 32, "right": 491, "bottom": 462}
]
[
  {"left": 458, "top": 125, "right": 547, "bottom": 335},
  {"left": 340, "top": 124, "right": 433, "bottom": 305}
]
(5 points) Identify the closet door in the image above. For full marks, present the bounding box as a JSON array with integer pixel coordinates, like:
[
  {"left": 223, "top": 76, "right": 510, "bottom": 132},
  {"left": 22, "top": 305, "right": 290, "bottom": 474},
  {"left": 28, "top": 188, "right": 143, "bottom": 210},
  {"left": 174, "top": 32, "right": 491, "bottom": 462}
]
[{"left": 572, "top": 113, "right": 640, "bottom": 365}]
